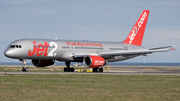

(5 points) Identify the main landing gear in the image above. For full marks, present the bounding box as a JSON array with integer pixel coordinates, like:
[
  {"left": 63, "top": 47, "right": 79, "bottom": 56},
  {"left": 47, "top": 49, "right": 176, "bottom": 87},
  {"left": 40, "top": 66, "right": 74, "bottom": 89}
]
[
  {"left": 63, "top": 62, "right": 103, "bottom": 73},
  {"left": 21, "top": 59, "right": 28, "bottom": 72},
  {"left": 64, "top": 61, "right": 74, "bottom": 72},
  {"left": 93, "top": 67, "right": 103, "bottom": 73}
]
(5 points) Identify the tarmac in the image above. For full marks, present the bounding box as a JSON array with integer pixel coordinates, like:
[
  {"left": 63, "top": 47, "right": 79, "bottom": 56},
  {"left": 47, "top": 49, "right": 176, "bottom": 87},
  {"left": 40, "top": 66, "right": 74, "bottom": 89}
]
[{"left": 0, "top": 65, "right": 180, "bottom": 75}]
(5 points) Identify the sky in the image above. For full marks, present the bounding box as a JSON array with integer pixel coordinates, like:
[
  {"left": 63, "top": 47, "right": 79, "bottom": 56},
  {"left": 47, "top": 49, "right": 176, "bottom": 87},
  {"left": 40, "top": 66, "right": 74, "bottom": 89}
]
[{"left": 0, "top": 0, "right": 179, "bottom": 63}]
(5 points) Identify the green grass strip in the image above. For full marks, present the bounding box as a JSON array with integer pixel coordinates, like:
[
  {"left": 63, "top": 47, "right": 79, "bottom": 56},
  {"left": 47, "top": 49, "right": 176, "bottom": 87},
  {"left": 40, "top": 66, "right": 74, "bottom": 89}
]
[{"left": 0, "top": 74, "right": 180, "bottom": 101}]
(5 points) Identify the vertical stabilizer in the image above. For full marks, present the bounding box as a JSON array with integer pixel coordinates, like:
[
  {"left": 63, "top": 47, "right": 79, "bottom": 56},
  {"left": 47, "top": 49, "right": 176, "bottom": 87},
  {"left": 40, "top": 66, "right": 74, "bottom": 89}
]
[{"left": 123, "top": 10, "right": 150, "bottom": 46}]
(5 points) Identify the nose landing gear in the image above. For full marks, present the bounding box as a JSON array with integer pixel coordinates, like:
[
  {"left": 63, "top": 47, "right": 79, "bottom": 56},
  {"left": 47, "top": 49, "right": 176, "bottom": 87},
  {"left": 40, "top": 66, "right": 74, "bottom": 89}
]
[{"left": 21, "top": 59, "right": 28, "bottom": 72}]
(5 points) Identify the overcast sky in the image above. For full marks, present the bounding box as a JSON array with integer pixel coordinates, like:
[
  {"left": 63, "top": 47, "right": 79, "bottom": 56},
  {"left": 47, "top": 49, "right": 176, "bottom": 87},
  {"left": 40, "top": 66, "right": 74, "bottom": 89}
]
[{"left": 0, "top": 0, "right": 179, "bottom": 63}]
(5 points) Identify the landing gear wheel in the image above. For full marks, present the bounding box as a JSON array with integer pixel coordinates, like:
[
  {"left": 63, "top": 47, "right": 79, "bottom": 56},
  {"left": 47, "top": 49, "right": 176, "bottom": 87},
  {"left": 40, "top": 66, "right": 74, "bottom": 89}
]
[
  {"left": 99, "top": 68, "right": 103, "bottom": 73},
  {"left": 22, "top": 67, "right": 28, "bottom": 72},
  {"left": 64, "top": 68, "right": 67, "bottom": 72},
  {"left": 71, "top": 68, "right": 74, "bottom": 72},
  {"left": 64, "top": 61, "right": 75, "bottom": 72},
  {"left": 64, "top": 67, "right": 74, "bottom": 72},
  {"left": 93, "top": 68, "right": 98, "bottom": 72},
  {"left": 93, "top": 68, "right": 103, "bottom": 73}
]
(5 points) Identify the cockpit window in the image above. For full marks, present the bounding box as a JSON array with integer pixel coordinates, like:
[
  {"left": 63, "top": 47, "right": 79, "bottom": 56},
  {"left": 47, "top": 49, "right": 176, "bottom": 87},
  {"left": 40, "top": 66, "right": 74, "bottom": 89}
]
[
  {"left": 10, "top": 45, "right": 15, "bottom": 48},
  {"left": 10, "top": 45, "right": 22, "bottom": 48}
]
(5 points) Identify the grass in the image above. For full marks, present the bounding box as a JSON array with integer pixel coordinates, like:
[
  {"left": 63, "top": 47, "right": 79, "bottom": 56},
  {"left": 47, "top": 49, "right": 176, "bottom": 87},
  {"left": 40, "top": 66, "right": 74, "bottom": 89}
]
[{"left": 0, "top": 74, "right": 180, "bottom": 101}]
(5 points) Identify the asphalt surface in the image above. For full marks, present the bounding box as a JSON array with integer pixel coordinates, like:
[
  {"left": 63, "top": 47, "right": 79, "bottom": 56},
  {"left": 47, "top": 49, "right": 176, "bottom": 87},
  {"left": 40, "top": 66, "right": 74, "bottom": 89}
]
[{"left": 0, "top": 66, "right": 180, "bottom": 75}]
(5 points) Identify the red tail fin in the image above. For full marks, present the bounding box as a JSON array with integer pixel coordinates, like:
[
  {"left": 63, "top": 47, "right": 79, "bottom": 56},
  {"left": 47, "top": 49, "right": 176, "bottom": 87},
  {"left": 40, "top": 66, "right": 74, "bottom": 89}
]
[{"left": 123, "top": 10, "right": 150, "bottom": 46}]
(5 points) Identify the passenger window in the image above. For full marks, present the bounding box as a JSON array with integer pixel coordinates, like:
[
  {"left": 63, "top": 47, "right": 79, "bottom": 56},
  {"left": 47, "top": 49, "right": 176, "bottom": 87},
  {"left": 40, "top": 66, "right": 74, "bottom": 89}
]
[
  {"left": 19, "top": 45, "right": 22, "bottom": 48},
  {"left": 16, "top": 45, "right": 18, "bottom": 48}
]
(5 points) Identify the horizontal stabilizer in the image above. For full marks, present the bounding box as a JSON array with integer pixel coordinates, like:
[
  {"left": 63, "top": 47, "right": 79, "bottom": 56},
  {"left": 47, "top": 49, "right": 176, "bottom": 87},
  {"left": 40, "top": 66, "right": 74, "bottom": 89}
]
[{"left": 149, "top": 46, "right": 174, "bottom": 50}]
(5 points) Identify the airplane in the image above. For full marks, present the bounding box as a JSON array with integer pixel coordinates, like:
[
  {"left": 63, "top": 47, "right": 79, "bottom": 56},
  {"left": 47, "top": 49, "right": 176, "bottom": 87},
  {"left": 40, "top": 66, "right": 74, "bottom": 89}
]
[{"left": 4, "top": 10, "right": 175, "bottom": 72}]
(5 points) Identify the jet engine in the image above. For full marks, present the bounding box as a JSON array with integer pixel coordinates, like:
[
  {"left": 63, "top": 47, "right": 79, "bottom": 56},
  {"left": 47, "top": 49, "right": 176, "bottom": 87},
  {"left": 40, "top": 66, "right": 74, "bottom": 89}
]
[
  {"left": 32, "top": 59, "right": 55, "bottom": 67},
  {"left": 83, "top": 55, "right": 107, "bottom": 68}
]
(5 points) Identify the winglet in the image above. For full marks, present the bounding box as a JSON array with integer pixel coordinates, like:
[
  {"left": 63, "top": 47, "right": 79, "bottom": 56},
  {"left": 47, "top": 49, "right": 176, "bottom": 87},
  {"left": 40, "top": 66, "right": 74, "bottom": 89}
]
[{"left": 123, "top": 10, "right": 150, "bottom": 46}]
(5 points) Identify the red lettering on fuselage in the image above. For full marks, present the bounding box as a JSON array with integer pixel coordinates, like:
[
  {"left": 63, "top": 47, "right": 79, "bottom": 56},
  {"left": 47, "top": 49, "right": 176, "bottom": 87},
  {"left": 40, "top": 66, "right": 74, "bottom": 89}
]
[
  {"left": 28, "top": 41, "right": 49, "bottom": 56},
  {"left": 44, "top": 42, "right": 49, "bottom": 56},
  {"left": 66, "top": 41, "right": 103, "bottom": 47},
  {"left": 36, "top": 44, "right": 44, "bottom": 56},
  {"left": 28, "top": 41, "right": 37, "bottom": 56}
]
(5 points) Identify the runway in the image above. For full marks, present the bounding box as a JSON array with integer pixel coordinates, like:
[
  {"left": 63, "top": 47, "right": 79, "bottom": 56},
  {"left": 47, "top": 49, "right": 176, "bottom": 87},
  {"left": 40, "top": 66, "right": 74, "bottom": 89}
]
[{"left": 0, "top": 66, "right": 180, "bottom": 75}]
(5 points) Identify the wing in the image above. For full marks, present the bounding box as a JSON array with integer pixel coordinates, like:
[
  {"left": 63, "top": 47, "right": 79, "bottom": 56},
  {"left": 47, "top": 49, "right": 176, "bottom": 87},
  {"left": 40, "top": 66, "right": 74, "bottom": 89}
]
[{"left": 73, "top": 46, "right": 176, "bottom": 58}]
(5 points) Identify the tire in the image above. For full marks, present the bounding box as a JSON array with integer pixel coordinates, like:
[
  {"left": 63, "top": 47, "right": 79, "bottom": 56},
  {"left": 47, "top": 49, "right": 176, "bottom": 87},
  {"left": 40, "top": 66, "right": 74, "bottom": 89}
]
[
  {"left": 93, "top": 68, "right": 97, "bottom": 72},
  {"left": 25, "top": 68, "right": 28, "bottom": 72},
  {"left": 22, "top": 67, "right": 25, "bottom": 72},
  {"left": 99, "top": 68, "right": 103, "bottom": 73},
  {"left": 67, "top": 68, "right": 71, "bottom": 72},
  {"left": 64, "top": 68, "right": 67, "bottom": 72},
  {"left": 71, "top": 68, "right": 74, "bottom": 72}
]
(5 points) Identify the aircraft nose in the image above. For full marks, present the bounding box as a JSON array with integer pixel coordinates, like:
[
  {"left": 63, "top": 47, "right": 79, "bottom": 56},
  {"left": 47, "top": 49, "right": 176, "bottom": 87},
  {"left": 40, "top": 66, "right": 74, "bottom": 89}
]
[{"left": 4, "top": 49, "right": 13, "bottom": 58}]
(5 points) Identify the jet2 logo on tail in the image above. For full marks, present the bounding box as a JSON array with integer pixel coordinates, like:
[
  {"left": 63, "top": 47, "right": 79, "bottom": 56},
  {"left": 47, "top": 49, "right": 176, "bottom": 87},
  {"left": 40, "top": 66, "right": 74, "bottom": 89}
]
[
  {"left": 129, "top": 12, "right": 147, "bottom": 44},
  {"left": 28, "top": 41, "right": 57, "bottom": 56}
]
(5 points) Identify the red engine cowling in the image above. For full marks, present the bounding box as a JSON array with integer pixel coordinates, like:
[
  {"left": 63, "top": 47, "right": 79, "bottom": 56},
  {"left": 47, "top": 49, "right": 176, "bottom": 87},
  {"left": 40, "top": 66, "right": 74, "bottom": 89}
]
[
  {"left": 83, "top": 55, "right": 107, "bottom": 68},
  {"left": 32, "top": 59, "right": 55, "bottom": 67}
]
